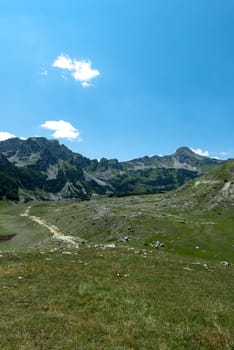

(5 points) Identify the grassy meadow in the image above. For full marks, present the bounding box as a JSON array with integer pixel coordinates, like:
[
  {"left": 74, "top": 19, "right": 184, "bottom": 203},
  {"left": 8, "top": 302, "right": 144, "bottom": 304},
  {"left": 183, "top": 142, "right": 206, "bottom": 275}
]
[{"left": 0, "top": 193, "right": 233, "bottom": 349}]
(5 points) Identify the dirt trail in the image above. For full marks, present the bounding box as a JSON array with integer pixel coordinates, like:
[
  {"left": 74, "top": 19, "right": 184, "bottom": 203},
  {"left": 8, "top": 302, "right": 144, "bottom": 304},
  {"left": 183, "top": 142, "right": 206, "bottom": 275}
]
[{"left": 21, "top": 207, "right": 77, "bottom": 244}]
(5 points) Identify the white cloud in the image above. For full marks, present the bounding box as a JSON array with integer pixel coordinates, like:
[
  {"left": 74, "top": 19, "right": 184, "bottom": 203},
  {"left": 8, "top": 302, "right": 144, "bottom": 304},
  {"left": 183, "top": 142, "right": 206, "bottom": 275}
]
[
  {"left": 0, "top": 131, "right": 16, "bottom": 141},
  {"left": 81, "top": 81, "right": 92, "bottom": 88},
  {"left": 191, "top": 148, "right": 209, "bottom": 157},
  {"left": 220, "top": 152, "right": 228, "bottom": 156},
  {"left": 53, "top": 54, "right": 73, "bottom": 71},
  {"left": 52, "top": 54, "right": 100, "bottom": 87},
  {"left": 41, "top": 120, "right": 80, "bottom": 140}
]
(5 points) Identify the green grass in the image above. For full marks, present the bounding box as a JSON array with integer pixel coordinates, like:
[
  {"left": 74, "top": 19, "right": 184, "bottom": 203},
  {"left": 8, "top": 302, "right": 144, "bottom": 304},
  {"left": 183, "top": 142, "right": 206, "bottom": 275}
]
[
  {"left": 1, "top": 194, "right": 234, "bottom": 262},
  {"left": 16, "top": 195, "right": 234, "bottom": 263},
  {"left": 0, "top": 247, "right": 233, "bottom": 349},
  {"left": 0, "top": 201, "right": 49, "bottom": 249},
  {"left": 0, "top": 192, "right": 233, "bottom": 349}
]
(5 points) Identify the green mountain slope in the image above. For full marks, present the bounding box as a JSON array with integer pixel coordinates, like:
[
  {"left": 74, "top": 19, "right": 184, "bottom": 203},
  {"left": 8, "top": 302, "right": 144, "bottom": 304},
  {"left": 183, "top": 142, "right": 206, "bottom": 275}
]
[{"left": 162, "top": 158, "right": 234, "bottom": 210}]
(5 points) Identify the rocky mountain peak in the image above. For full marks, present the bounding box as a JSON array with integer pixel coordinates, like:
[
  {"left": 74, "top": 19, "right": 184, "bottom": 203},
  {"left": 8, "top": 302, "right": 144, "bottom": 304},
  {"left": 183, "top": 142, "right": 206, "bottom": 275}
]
[
  {"left": 0, "top": 137, "right": 75, "bottom": 168},
  {"left": 0, "top": 137, "right": 230, "bottom": 201}
]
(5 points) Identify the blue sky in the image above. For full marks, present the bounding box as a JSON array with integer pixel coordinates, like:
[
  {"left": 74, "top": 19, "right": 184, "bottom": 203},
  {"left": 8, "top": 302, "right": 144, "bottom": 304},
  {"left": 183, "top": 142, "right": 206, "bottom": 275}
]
[{"left": 0, "top": 0, "right": 234, "bottom": 161}]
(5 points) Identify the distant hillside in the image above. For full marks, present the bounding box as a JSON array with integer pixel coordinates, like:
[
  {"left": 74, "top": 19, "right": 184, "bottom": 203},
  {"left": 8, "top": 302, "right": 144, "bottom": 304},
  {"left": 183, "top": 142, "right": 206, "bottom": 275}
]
[
  {"left": 160, "top": 158, "right": 234, "bottom": 210},
  {"left": 0, "top": 137, "right": 225, "bottom": 201},
  {"left": 0, "top": 154, "right": 19, "bottom": 200}
]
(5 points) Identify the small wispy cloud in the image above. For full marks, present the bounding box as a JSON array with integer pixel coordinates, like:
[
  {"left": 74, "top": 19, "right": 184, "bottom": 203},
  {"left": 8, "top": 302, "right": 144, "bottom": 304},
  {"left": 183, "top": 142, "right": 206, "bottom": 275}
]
[
  {"left": 191, "top": 148, "right": 209, "bottom": 157},
  {"left": 0, "top": 131, "right": 16, "bottom": 141},
  {"left": 220, "top": 152, "right": 228, "bottom": 156},
  {"left": 41, "top": 120, "right": 80, "bottom": 141},
  {"left": 81, "top": 81, "right": 92, "bottom": 88},
  {"left": 40, "top": 69, "right": 48, "bottom": 76},
  {"left": 52, "top": 54, "right": 100, "bottom": 87}
]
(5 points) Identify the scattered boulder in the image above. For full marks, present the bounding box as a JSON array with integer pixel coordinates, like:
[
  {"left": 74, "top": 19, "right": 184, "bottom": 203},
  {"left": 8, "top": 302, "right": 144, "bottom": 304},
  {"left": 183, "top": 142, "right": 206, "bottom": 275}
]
[
  {"left": 103, "top": 243, "right": 116, "bottom": 249},
  {"left": 116, "top": 273, "right": 128, "bottom": 278},
  {"left": 220, "top": 261, "right": 230, "bottom": 267},
  {"left": 119, "top": 236, "right": 130, "bottom": 243},
  {"left": 183, "top": 266, "right": 193, "bottom": 271},
  {"left": 151, "top": 240, "right": 165, "bottom": 248}
]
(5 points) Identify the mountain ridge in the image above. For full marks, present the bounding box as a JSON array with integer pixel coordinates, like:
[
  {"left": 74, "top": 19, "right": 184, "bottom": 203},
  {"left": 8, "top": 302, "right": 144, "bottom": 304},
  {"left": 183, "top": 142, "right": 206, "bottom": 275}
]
[{"left": 0, "top": 137, "right": 226, "bottom": 201}]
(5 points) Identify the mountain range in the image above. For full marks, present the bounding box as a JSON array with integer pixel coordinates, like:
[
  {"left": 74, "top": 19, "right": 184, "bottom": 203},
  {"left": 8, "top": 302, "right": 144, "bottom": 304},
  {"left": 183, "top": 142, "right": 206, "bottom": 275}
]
[{"left": 0, "top": 137, "right": 225, "bottom": 201}]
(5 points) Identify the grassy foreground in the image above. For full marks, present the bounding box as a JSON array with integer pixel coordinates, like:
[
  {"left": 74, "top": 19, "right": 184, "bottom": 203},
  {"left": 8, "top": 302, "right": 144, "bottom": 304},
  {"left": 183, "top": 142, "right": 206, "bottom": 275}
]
[
  {"left": 0, "top": 246, "right": 233, "bottom": 349},
  {"left": 0, "top": 193, "right": 233, "bottom": 349}
]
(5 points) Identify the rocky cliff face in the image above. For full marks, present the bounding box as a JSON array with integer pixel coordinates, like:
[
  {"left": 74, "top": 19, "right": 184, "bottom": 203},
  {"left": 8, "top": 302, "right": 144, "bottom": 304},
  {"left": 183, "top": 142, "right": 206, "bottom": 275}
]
[
  {"left": 0, "top": 138, "right": 111, "bottom": 201},
  {"left": 0, "top": 138, "right": 225, "bottom": 201}
]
